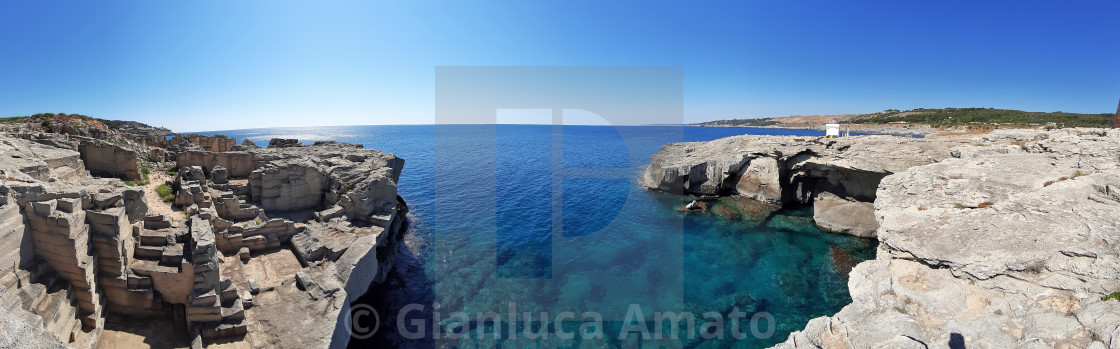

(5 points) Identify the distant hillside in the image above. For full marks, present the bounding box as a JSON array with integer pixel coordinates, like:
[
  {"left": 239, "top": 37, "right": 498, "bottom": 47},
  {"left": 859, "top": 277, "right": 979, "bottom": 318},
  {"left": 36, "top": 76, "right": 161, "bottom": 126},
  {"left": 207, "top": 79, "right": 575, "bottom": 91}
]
[
  {"left": 0, "top": 112, "right": 172, "bottom": 145},
  {"left": 696, "top": 114, "right": 858, "bottom": 128},
  {"left": 696, "top": 108, "right": 1113, "bottom": 129},
  {"left": 843, "top": 108, "right": 1112, "bottom": 128}
]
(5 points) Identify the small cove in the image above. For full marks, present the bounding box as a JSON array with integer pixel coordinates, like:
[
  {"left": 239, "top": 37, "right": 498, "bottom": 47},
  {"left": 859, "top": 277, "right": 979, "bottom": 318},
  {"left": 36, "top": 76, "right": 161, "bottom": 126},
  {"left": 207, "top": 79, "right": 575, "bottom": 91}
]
[{"left": 196, "top": 125, "right": 878, "bottom": 348}]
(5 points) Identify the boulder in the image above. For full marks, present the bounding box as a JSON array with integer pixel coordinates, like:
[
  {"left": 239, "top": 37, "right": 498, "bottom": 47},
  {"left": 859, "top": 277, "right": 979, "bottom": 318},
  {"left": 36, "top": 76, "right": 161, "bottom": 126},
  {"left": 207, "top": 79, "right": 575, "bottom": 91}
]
[
  {"left": 268, "top": 138, "right": 301, "bottom": 148},
  {"left": 812, "top": 191, "right": 878, "bottom": 237},
  {"left": 211, "top": 165, "right": 229, "bottom": 185}
]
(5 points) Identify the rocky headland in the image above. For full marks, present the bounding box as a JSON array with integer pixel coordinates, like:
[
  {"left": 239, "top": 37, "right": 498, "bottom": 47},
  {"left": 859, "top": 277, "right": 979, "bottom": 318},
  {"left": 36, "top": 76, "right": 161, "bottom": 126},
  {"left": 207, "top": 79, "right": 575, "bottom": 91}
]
[
  {"left": 643, "top": 129, "right": 1120, "bottom": 348},
  {"left": 0, "top": 117, "right": 408, "bottom": 348}
]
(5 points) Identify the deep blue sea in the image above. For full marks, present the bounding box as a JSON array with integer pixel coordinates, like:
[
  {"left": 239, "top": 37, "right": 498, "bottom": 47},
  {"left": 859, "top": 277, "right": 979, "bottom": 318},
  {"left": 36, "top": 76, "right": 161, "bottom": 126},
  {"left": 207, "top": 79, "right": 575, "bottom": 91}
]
[{"left": 195, "top": 125, "right": 876, "bottom": 348}]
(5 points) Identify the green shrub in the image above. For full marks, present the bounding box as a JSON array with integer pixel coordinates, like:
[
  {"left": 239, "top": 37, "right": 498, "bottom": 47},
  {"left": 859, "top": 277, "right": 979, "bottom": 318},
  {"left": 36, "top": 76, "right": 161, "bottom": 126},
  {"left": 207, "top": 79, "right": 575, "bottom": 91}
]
[
  {"left": 1104, "top": 292, "right": 1120, "bottom": 302},
  {"left": 0, "top": 117, "right": 27, "bottom": 123},
  {"left": 156, "top": 184, "right": 175, "bottom": 202}
]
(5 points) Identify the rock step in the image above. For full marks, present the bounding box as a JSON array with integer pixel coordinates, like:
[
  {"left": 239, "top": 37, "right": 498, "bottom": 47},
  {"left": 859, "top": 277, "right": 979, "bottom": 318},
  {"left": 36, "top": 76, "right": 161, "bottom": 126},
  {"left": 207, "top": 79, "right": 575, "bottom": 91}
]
[
  {"left": 133, "top": 245, "right": 164, "bottom": 260},
  {"left": 41, "top": 291, "right": 79, "bottom": 340},
  {"left": 139, "top": 230, "right": 175, "bottom": 246},
  {"left": 28, "top": 283, "right": 65, "bottom": 317},
  {"left": 191, "top": 289, "right": 218, "bottom": 306},
  {"left": 187, "top": 305, "right": 223, "bottom": 323},
  {"left": 219, "top": 283, "right": 239, "bottom": 303},
  {"left": 126, "top": 274, "right": 153, "bottom": 289},
  {"left": 0, "top": 203, "right": 22, "bottom": 221},
  {"left": 130, "top": 259, "right": 179, "bottom": 276},
  {"left": 198, "top": 317, "right": 248, "bottom": 341},
  {"left": 220, "top": 298, "right": 244, "bottom": 320},
  {"left": 79, "top": 310, "right": 102, "bottom": 330},
  {"left": 143, "top": 218, "right": 173, "bottom": 230},
  {"left": 0, "top": 267, "right": 29, "bottom": 291},
  {"left": 160, "top": 245, "right": 184, "bottom": 266}
]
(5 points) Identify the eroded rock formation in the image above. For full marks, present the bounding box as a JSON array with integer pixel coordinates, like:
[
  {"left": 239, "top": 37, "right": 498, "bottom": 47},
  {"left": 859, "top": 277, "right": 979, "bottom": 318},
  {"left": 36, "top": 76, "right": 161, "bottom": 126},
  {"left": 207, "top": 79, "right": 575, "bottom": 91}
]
[
  {"left": 1, "top": 129, "right": 408, "bottom": 348},
  {"left": 645, "top": 129, "right": 1120, "bottom": 348},
  {"left": 643, "top": 135, "right": 969, "bottom": 237},
  {"left": 776, "top": 129, "right": 1120, "bottom": 348}
]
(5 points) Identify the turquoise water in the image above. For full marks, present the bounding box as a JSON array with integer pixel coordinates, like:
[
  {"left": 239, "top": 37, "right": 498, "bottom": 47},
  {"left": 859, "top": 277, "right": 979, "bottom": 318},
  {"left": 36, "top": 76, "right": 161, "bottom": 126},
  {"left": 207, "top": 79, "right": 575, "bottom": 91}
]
[{"left": 196, "top": 125, "right": 876, "bottom": 348}]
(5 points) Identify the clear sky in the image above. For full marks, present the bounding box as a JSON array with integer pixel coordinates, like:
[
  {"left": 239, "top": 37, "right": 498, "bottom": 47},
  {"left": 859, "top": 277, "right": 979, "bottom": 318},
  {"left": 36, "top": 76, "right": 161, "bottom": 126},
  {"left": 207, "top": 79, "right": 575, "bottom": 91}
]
[{"left": 1, "top": 0, "right": 1118, "bottom": 132}]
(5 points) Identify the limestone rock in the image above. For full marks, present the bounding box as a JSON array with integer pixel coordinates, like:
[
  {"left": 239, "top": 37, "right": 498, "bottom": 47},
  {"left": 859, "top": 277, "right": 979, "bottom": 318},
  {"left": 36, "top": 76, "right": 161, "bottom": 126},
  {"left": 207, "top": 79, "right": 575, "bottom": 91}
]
[
  {"left": 774, "top": 129, "right": 1120, "bottom": 348},
  {"left": 643, "top": 135, "right": 966, "bottom": 201},
  {"left": 643, "top": 134, "right": 967, "bottom": 235},
  {"left": 176, "top": 151, "right": 255, "bottom": 178},
  {"left": 267, "top": 138, "right": 301, "bottom": 148},
  {"left": 0, "top": 131, "right": 409, "bottom": 348},
  {"left": 77, "top": 139, "right": 142, "bottom": 181},
  {"left": 812, "top": 191, "right": 878, "bottom": 237},
  {"left": 211, "top": 165, "right": 229, "bottom": 185}
]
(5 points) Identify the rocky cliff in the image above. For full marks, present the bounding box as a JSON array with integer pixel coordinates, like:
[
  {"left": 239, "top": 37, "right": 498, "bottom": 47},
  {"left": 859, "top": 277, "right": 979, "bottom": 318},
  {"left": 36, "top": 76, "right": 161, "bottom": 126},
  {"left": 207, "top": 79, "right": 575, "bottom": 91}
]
[
  {"left": 0, "top": 126, "right": 408, "bottom": 348},
  {"left": 643, "top": 134, "right": 969, "bottom": 237},
  {"left": 644, "top": 129, "right": 1120, "bottom": 348}
]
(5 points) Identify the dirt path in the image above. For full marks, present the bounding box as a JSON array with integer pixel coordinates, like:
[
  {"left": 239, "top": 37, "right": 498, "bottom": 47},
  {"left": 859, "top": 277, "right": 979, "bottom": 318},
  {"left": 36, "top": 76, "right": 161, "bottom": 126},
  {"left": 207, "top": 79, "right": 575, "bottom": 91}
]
[{"left": 142, "top": 170, "right": 181, "bottom": 219}]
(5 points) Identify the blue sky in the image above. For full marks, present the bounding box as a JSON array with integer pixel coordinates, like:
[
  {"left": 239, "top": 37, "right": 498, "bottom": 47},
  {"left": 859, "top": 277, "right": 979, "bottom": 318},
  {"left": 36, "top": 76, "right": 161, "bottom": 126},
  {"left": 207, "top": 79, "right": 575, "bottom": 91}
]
[{"left": 1, "top": 1, "right": 1117, "bottom": 131}]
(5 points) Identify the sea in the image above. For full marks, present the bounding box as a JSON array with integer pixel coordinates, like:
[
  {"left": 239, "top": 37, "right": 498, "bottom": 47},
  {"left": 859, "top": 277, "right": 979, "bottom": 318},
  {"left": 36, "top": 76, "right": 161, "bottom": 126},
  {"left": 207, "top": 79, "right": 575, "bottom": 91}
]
[{"left": 194, "top": 125, "right": 877, "bottom": 349}]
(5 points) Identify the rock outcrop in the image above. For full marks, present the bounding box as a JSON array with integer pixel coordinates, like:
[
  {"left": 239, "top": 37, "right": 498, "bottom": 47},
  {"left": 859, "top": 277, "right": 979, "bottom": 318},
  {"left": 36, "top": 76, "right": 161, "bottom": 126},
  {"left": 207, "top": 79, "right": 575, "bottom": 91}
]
[
  {"left": 267, "top": 138, "right": 301, "bottom": 148},
  {"left": 812, "top": 192, "right": 877, "bottom": 238},
  {"left": 1, "top": 130, "right": 409, "bottom": 348},
  {"left": 77, "top": 139, "right": 143, "bottom": 181},
  {"left": 753, "top": 129, "right": 1120, "bottom": 348},
  {"left": 643, "top": 135, "right": 969, "bottom": 236},
  {"left": 645, "top": 129, "right": 1120, "bottom": 348}
]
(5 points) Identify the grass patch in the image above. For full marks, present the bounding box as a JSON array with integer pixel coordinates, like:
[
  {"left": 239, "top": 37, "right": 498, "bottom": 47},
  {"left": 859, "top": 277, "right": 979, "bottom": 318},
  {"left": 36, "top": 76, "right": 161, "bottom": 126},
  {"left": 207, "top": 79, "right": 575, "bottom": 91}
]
[
  {"left": 953, "top": 203, "right": 966, "bottom": 209},
  {"left": 156, "top": 183, "right": 175, "bottom": 202},
  {"left": 1103, "top": 292, "right": 1120, "bottom": 302}
]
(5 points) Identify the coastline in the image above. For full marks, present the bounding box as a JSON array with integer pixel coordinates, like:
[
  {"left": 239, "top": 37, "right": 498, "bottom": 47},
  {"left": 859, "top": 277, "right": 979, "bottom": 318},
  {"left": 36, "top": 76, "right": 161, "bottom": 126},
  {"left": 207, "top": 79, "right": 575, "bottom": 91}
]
[
  {"left": 642, "top": 128, "right": 1120, "bottom": 348},
  {"left": 0, "top": 117, "right": 410, "bottom": 348}
]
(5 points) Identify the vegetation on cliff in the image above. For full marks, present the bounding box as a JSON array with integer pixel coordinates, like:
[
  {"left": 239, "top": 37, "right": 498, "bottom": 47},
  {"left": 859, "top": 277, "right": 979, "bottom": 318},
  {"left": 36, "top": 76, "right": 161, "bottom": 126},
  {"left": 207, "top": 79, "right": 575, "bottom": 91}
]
[
  {"left": 0, "top": 112, "right": 172, "bottom": 138},
  {"left": 694, "top": 107, "right": 1112, "bottom": 129},
  {"left": 843, "top": 108, "right": 1112, "bottom": 128},
  {"left": 696, "top": 117, "right": 780, "bottom": 127}
]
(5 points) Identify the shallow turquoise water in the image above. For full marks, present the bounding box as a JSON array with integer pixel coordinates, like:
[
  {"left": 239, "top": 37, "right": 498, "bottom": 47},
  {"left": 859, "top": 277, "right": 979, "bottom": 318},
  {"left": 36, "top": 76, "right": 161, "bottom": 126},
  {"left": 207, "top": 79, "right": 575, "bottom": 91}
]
[{"left": 196, "top": 125, "right": 877, "bottom": 348}]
